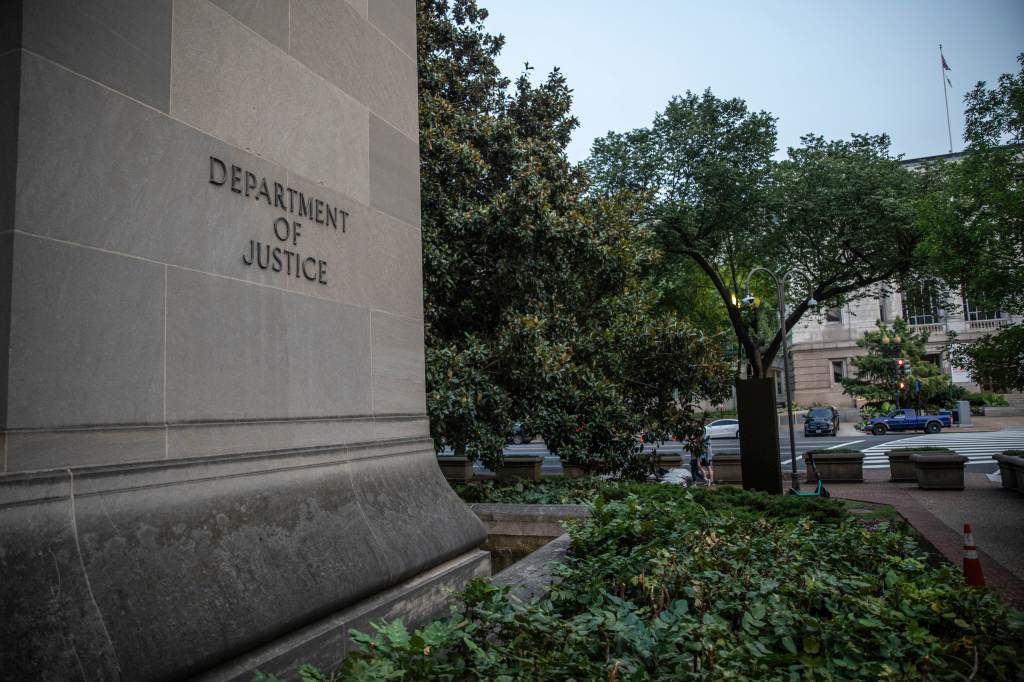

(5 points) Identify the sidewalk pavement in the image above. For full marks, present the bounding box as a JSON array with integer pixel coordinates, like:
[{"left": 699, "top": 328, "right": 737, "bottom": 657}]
[{"left": 828, "top": 470, "right": 1024, "bottom": 610}]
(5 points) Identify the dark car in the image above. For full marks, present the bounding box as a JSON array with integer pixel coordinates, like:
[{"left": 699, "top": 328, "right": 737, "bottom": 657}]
[
  {"left": 507, "top": 422, "right": 532, "bottom": 445},
  {"left": 804, "top": 406, "right": 839, "bottom": 436}
]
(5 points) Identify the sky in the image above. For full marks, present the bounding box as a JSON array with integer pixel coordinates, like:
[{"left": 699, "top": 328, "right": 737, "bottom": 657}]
[{"left": 479, "top": 0, "right": 1024, "bottom": 164}]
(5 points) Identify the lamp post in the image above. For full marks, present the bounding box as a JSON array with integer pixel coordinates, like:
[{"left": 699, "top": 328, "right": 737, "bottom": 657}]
[{"left": 742, "top": 268, "right": 817, "bottom": 492}]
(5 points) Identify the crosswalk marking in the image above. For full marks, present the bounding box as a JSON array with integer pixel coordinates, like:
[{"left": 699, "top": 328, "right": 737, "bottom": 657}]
[{"left": 860, "top": 429, "right": 1024, "bottom": 469}]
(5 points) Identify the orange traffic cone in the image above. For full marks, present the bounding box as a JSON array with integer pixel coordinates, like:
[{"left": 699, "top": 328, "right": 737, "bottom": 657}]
[{"left": 962, "top": 523, "right": 985, "bottom": 587}]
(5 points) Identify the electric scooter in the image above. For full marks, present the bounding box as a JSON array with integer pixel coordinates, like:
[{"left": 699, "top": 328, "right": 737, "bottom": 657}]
[{"left": 787, "top": 457, "right": 830, "bottom": 497}]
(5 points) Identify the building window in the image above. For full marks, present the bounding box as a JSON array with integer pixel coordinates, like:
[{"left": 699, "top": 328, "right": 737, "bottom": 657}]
[
  {"left": 962, "top": 295, "right": 1003, "bottom": 322},
  {"left": 825, "top": 305, "right": 842, "bottom": 323},
  {"left": 878, "top": 293, "right": 889, "bottom": 323},
  {"left": 831, "top": 360, "right": 846, "bottom": 384},
  {"left": 902, "top": 285, "right": 941, "bottom": 325}
]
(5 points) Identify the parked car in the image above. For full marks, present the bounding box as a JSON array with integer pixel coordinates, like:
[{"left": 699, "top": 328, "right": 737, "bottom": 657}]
[
  {"left": 507, "top": 422, "right": 532, "bottom": 445},
  {"left": 704, "top": 418, "right": 740, "bottom": 440},
  {"left": 804, "top": 406, "right": 839, "bottom": 437},
  {"left": 865, "top": 408, "right": 951, "bottom": 435}
]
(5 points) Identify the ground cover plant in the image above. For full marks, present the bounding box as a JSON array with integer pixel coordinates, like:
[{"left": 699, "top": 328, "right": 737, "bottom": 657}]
[{"left": 287, "top": 484, "right": 1023, "bottom": 681}]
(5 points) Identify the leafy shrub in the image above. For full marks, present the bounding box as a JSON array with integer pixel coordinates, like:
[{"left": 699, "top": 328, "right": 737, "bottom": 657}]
[
  {"left": 964, "top": 391, "right": 1010, "bottom": 407},
  {"left": 326, "top": 488, "right": 1022, "bottom": 680}
]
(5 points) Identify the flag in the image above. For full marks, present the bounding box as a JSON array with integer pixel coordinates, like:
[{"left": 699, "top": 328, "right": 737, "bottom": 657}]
[{"left": 942, "top": 54, "right": 951, "bottom": 71}]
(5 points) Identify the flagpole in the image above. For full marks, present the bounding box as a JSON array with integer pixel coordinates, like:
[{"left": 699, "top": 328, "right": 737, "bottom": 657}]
[{"left": 940, "top": 44, "right": 953, "bottom": 153}]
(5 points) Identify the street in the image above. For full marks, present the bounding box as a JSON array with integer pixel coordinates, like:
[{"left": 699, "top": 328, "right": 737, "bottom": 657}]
[{"left": 483, "top": 428, "right": 1024, "bottom": 476}]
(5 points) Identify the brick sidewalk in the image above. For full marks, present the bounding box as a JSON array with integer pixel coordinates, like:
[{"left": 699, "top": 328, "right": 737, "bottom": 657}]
[{"left": 828, "top": 470, "right": 1024, "bottom": 610}]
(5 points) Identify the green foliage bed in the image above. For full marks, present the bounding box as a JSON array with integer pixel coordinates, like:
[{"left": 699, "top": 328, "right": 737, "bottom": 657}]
[{"left": 284, "top": 484, "right": 1023, "bottom": 681}]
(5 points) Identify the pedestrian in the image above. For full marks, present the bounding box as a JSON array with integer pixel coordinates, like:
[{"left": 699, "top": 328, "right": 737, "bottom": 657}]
[
  {"left": 699, "top": 433, "right": 714, "bottom": 486},
  {"left": 689, "top": 444, "right": 705, "bottom": 486}
]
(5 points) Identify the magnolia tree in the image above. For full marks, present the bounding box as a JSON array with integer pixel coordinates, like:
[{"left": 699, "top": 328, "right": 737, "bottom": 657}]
[
  {"left": 585, "top": 91, "right": 922, "bottom": 379},
  {"left": 417, "top": 0, "right": 731, "bottom": 474}
]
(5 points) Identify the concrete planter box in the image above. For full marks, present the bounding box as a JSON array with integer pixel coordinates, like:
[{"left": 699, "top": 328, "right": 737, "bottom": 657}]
[
  {"left": 804, "top": 451, "right": 864, "bottom": 483},
  {"left": 436, "top": 456, "right": 475, "bottom": 484},
  {"left": 495, "top": 456, "right": 544, "bottom": 481},
  {"left": 994, "top": 453, "right": 1020, "bottom": 491},
  {"left": 911, "top": 453, "right": 968, "bottom": 490},
  {"left": 655, "top": 453, "right": 683, "bottom": 469},
  {"left": 886, "top": 451, "right": 916, "bottom": 482},
  {"left": 714, "top": 454, "right": 742, "bottom": 483},
  {"left": 888, "top": 448, "right": 953, "bottom": 483}
]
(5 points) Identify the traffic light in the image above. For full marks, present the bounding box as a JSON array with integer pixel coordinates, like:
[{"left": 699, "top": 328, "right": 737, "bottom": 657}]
[
  {"left": 896, "top": 358, "right": 906, "bottom": 377},
  {"left": 898, "top": 380, "right": 907, "bottom": 392}
]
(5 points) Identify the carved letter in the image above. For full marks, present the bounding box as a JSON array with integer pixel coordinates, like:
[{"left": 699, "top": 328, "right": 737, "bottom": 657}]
[
  {"left": 256, "top": 178, "right": 272, "bottom": 205},
  {"left": 256, "top": 242, "right": 270, "bottom": 269},
  {"left": 292, "top": 221, "right": 302, "bottom": 246},
  {"left": 315, "top": 199, "right": 324, "bottom": 224},
  {"left": 209, "top": 156, "right": 227, "bottom": 185},
  {"left": 244, "top": 171, "right": 257, "bottom": 197},
  {"left": 272, "top": 247, "right": 283, "bottom": 272},
  {"left": 326, "top": 204, "right": 337, "bottom": 229},
  {"left": 242, "top": 239, "right": 254, "bottom": 265},
  {"left": 272, "top": 217, "right": 290, "bottom": 242},
  {"left": 318, "top": 260, "right": 327, "bottom": 285},
  {"left": 230, "top": 165, "right": 242, "bottom": 193},
  {"left": 273, "top": 182, "right": 285, "bottom": 209},
  {"left": 302, "top": 257, "right": 317, "bottom": 281}
]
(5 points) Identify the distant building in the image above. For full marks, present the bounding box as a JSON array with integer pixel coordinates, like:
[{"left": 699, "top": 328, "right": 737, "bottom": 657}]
[{"left": 789, "top": 151, "right": 1021, "bottom": 407}]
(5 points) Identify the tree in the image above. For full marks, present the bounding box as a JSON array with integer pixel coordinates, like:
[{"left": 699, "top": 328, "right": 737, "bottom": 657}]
[
  {"left": 915, "top": 55, "right": 1024, "bottom": 390},
  {"left": 585, "top": 92, "right": 921, "bottom": 379},
  {"left": 417, "top": 1, "right": 731, "bottom": 472},
  {"left": 840, "top": 319, "right": 953, "bottom": 409}
]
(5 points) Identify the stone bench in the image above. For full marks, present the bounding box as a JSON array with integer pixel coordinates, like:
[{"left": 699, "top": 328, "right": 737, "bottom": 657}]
[{"left": 911, "top": 453, "right": 968, "bottom": 490}]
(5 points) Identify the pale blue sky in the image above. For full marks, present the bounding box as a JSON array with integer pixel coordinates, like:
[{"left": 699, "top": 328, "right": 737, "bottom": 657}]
[{"left": 480, "top": 0, "right": 1024, "bottom": 163}]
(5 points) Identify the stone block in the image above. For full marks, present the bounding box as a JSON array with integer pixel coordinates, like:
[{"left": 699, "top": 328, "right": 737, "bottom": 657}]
[
  {"left": 371, "top": 310, "right": 426, "bottom": 415},
  {"left": 165, "top": 267, "right": 372, "bottom": 423},
  {"left": 888, "top": 448, "right": 953, "bottom": 483},
  {"left": 171, "top": 0, "right": 370, "bottom": 202},
  {"left": 804, "top": 450, "right": 864, "bottom": 483},
  {"left": 911, "top": 453, "right": 968, "bottom": 490},
  {"left": 436, "top": 455, "right": 474, "bottom": 483},
  {"left": 6, "top": 426, "right": 166, "bottom": 472},
  {"left": 211, "top": 0, "right": 289, "bottom": 51},
  {"left": 290, "top": 0, "right": 417, "bottom": 137},
  {"left": 7, "top": 234, "right": 165, "bottom": 430},
  {"left": 373, "top": 415, "right": 429, "bottom": 441},
  {"left": 167, "top": 417, "right": 378, "bottom": 460},
  {"left": 495, "top": 456, "right": 545, "bottom": 481},
  {"left": 714, "top": 453, "right": 743, "bottom": 483},
  {"left": 16, "top": 53, "right": 360, "bottom": 292},
  {"left": 370, "top": 113, "right": 421, "bottom": 226},
  {"left": 352, "top": 450, "right": 488, "bottom": 584},
  {"left": 0, "top": 473, "right": 121, "bottom": 679},
  {"left": 369, "top": 0, "right": 417, "bottom": 57},
  {"left": 366, "top": 209, "right": 423, "bottom": 318},
  {"left": 22, "top": 0, "right": 171, "bottom": 110},
  {"left": 994, "top": 452, "right": 1018, "bottom": 491}
]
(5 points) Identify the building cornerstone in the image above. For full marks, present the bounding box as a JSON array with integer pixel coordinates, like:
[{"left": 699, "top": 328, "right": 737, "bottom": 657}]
[{"left": 0, "top": 1, "right": 487, "bottom": 679}]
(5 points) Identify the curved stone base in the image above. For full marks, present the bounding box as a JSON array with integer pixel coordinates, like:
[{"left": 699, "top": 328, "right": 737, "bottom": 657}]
[{"left": 0, "top": 438, "right": 487, "bottom": 681}]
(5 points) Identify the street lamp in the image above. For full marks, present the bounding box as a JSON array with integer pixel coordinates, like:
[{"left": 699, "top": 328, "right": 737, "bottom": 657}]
[{"left": 742, "top": 267, "right": 817, "bottom": 492}]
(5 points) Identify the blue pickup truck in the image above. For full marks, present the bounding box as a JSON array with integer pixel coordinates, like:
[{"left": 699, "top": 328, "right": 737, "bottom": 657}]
[{"left": 866, "top": 408, "right": 951, "bottom": 435}]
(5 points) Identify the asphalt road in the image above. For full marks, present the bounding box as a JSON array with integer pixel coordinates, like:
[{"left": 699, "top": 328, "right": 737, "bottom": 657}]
[{"left": 484, "top": 428, "right": 1023, "bottom": 476}]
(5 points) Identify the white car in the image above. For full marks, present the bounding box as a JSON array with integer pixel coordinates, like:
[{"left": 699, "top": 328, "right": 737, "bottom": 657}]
[{"left": 704, "top": 418, "right": 740, "bottom": 439}]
